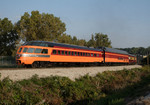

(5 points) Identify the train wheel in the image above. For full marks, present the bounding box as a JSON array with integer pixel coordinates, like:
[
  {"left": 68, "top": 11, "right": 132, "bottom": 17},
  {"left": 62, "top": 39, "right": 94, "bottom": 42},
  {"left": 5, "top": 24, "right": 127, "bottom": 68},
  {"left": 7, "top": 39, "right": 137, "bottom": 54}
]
[
  {"left": 40, "top": 61, "right": 49, "bottom": 68},
  {"left": 32, "top": 61, "right": 40, "bottom": 68}
]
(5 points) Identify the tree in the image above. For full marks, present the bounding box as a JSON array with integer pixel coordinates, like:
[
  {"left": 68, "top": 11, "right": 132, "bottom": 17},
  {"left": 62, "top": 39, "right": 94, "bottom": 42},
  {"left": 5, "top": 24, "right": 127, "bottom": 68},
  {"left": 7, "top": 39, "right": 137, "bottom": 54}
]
[
  {"left": 136, "top": 47, "right": 146, "bottom": 55},
  {"left": 0, "top": 18, "right": 18, "bottom": 56},
  {"left": 87, "top": 33, "right": 112, "bottom": 48},
  {"left": 77, "top": 39, "right": 87, "bottom": 46},
  {"left": 16, "top": 11, "right": 66, "bottom": 41},
  {"left": 94, "top": 33, "right": 112, "bottom": 48},
  {"left": 87, "top": 34, "right": 96, "bottom": 47},
  {"left": 58, "top": 34, "right": 72, "bottom": 44},
  {"left": 72, "top": 36, "right": 77, "bottom": 45}
]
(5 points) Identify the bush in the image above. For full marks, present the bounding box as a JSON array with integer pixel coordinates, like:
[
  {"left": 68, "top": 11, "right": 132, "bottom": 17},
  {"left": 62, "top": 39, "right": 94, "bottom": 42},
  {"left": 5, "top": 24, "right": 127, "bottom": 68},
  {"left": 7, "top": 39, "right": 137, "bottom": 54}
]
[{"left": 0, "top": 66, "right": 150, "bottom": 104}]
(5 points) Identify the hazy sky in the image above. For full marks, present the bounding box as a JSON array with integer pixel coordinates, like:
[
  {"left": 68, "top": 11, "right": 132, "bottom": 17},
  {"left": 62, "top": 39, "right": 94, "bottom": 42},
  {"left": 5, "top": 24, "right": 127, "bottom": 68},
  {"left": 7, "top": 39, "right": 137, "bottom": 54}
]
[{"left": 0, "top": 0, "right": 150, "bottom": 48}]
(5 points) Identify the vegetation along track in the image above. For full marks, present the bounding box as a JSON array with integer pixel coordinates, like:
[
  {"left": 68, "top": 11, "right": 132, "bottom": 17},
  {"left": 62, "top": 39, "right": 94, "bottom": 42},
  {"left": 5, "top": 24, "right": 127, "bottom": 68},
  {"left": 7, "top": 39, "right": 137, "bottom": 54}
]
[{"left": 0, "top": 65, "right": 141, "bottom": 81}]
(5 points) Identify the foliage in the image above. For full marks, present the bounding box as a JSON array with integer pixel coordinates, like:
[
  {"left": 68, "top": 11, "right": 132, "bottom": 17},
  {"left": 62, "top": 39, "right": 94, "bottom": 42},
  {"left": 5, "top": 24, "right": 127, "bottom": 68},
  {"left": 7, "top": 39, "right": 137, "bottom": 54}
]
[
  {"left": 15, "top": 10, "right": 66, "bottom": 41},
  {"left": 95, "top": 33, "right": 112, "bottom": 48},
  {"left": 0, "top": 10, "right": 114, "bottom": 56},
  {"left": 87, "top": 33, "right": 112, "bottom": 48},
  {"left": 119, "top": 46, "right": 150, "bottom": 55},
  {"left": 58, "top": 34, "right": 73, "bottom": 44},
  {"left": 0, "top": 18, "right": 18, "bottom": 56},
  {"left": 87, "top": 34, "right": 96, "bottom": 47},
  {"left": 0, "top": 67, "right": 150, "bottom": 104},
  {"left": 57, "top": 34, "right": 87, "bottom": 46}
]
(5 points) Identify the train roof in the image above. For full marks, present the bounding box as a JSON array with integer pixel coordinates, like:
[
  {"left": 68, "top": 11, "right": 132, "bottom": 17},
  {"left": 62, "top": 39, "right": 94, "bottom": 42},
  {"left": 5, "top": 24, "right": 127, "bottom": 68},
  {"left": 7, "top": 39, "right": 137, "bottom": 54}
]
[
  {"left": 22, "top": 41, "right": 103, "bottom": 52},
  {"left": 128, "top": 54, "right": 136, "bottom": 57},
  {"left": 104, "top": 47, "right": 129, "bottom": 55},
  {"left": 23, "top": 41, "right": 133, "bottom": 55}
]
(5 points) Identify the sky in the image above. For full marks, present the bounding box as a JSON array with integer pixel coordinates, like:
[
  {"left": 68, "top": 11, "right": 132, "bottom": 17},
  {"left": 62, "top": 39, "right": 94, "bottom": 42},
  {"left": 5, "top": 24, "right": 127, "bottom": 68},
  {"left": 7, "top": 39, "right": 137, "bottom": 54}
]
[{"left": 0, "top": 0, "right": 150, "bottom": 48}]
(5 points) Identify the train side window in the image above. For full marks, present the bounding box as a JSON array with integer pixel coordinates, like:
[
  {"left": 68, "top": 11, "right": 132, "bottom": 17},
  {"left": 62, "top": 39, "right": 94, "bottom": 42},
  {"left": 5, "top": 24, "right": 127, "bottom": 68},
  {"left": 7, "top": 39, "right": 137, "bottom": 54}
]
[
  {"left": 35, "top": 48, "right": 42, "bottom": 53},
  {"left": 62, "top": 51, "right": 64, "bottom": 55},
  {"left": 65, "top": 51, "right": 67, "bottom": 55},
  {"left": 19, "top": 47, "right": 22, "bottom": 53},
  {"left": 97, "top": 54, "right": 99, "bottom": 57},
  {"left": 83, "top": 53, "right": 85, "bottom": 56},
  {"left": 81, "top": 53, "right": 83, "bottom": 56},
  {"left": 52, "top": 50, "right": 57, "bottom": 54},
  {"left": 87, "top": 53, "right": 90, "bottom": 56},
  {"left": 68, "top": 51, "right": 71, "bottom": 55},
  {"left": 94, "top": 54, "right": 96, "bottom": 57},
  {"left": 41, "top": 49, "right": 48, "bottom": 54},
  {"left": 75, "top": 52, "right": 77, "bottom": 56},
  {"left": 78, "top": 52, "right": 80, "bottom": 56},
  {"left": 23, "top": 48, "right": 28, "bottom": 53},
  {"left": 27, "top": 48, "right": 35, "bottom": 53},
  {"left": 91, "top": 53, "right": 93, "bottom": 57},
  {"left": 72, "top": 52, "right": 74, "bottom": 56},
  {"left": 58, "top": 50, "right": 61, "bottom": 55}
]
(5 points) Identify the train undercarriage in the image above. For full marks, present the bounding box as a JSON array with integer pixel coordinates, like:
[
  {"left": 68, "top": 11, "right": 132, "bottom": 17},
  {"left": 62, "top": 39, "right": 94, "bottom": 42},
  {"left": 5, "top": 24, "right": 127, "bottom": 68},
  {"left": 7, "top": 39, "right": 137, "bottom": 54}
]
[{"left": 21, "top": 61, "right": 131, "bottom": 68}]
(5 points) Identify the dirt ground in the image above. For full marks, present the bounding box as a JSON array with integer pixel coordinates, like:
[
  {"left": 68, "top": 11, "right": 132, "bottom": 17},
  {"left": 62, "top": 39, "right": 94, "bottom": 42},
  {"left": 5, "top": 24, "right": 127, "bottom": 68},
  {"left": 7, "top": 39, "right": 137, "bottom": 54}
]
[{"left": 0, "top": 65, "right": 141, "bottom": 81}]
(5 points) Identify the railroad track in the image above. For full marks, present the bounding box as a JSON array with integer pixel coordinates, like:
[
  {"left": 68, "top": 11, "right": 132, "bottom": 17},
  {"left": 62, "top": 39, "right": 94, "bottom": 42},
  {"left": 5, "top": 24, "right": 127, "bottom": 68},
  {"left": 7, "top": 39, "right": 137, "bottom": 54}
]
[
  {"left": 0, "top": 64, "right": 136, "bottom": 70},
  {"left": 0, "top": 65, "right": 109, "bottom": 70}
]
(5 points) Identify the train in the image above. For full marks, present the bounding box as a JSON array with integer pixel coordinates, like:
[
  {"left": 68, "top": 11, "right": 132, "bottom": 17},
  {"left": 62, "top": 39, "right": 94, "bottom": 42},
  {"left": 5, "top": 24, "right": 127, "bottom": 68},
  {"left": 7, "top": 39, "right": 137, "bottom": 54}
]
[{"left": 16, "top": 41, "right": 137, "bottom": 67}]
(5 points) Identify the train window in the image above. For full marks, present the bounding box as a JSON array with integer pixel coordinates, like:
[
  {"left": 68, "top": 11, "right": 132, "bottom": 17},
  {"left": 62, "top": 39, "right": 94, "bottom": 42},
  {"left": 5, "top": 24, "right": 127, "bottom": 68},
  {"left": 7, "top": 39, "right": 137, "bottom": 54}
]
[
  {"left": 118, "top": 57, "right": 123, "bottom": 60},
  {"left": 87, "top": 53, "right": 90, "bottom": 56},
  {"left": 52, "top": 50, "right": 57, "bottom": 54},
  {"left": 68, "top": 51, "right": 71, "bottom": 55},
  {"left": 35, "top": 48, "right": 42, "bottom": 53},
  {"left": 41, "top": 49, "right": 48, "bottom": 54},
  {"left": 27, "top": 48, "right": 35, "bottom": 53},
  {"left": 19, "top": 47, "right": 22, "bottom": 53},
  {"left": 91, "top": 53, "right": 93, "bottom": 57},
  {"left": 97, "top": 54, "right": 99, "bottom": 57},
  {"left": 94, "top": 54, "right": 96, "bottom": 57},
  {"left": 78, "top": 52, "right": 80, "bottom": 56},
  {"left": 81, "top": 53, "right": 83, "bottom": 56},
  {"left": 58, "top": 50, "right": 61, "bottom": 55},
  {"left": 75, "top": 52, "right": 77, "bottom": 56},
  {"left": 65, "top": 51, "right": 67, "bottom": 55},
  {"left": 72, "top": 52, "right": 74, "bottom": 56},
  {"left": 62, "top": 51, "right": 64, "bottom": 55},
  {"left": 83, "top": 53, "right": 85, "bottom": 56},
  {"left": 23, "top": 48, "right": 28, "bottom": 53}
]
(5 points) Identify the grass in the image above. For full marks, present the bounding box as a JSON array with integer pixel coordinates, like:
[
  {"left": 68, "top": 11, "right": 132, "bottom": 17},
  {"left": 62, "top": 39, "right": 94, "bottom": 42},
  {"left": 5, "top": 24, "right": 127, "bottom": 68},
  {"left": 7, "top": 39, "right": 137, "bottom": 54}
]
[{"left": 0, "top": 66, "right": 150, "bottom": 105}]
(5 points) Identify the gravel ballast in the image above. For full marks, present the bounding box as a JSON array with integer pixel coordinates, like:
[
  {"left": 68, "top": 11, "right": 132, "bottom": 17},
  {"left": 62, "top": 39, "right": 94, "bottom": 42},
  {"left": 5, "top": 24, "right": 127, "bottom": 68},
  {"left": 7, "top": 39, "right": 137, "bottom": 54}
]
[{"left": 0, "top": 65, "right": 141, "bottom": 81}]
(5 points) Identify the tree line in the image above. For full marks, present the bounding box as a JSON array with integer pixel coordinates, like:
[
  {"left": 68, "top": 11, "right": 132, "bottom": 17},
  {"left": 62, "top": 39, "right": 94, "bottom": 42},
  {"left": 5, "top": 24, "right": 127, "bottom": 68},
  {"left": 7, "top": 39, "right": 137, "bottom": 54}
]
[
  {"left": 119, "top": 47, "right": 150, "bottom": 55},
  {"left": 0, "top": 10, "right": 112, "bottom": 56},
  {"left": 1, "top": 10, "right": 149, "bottom": 56}
]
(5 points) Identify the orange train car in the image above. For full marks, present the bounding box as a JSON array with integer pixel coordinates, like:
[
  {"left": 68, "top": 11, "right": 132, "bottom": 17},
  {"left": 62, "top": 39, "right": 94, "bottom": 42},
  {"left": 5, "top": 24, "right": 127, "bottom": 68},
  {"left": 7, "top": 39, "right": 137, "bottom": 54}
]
[
  {"left": 101, "top": 47, "right": 129, "bottom": 65},
  {"left": 16, "top": 41, "right": 136, "bottom": 67},
  {"left": 16, "top": 41, "right": 103, "bottom": 67}
]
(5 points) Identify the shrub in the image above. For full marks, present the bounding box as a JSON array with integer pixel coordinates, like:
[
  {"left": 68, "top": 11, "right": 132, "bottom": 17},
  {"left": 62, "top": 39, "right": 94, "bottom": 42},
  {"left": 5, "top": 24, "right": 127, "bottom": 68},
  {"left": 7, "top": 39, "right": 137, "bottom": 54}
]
[{"left": 0, "top": 66, "right": 150, "bottom": 104}]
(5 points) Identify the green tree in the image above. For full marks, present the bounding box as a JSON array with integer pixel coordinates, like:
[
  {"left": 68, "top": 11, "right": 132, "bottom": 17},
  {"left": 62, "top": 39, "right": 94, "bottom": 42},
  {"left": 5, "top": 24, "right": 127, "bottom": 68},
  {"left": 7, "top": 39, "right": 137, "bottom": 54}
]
[
  {"left": 16, "top": 11, "right": 66, "bottom": 41},
  {"left": 58, "top": 34, "right": 72, "bottom": 44},
  {"left": 0, "top": 18, "right": 18, "bottom": 56},
  {"left": 94, "top": 33, "right": 112, "bottom": 48},
  {"left": 87, "top": 33, "right": 111, "bottom": 48},
  {"left": 145, "top": 46, "right": 150, "bottom": 55},
  {"left": 137, "top": 47, "right": 146, "bottom": 55},
  {"left": 77, "top": 39, "right": 87, "bottom": 46},
  {"left": 72, "top": 36, "right": 78, "bottom": 45},
  {"left": 87, "top": 34, "right": 96, "bottom": 47}
]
